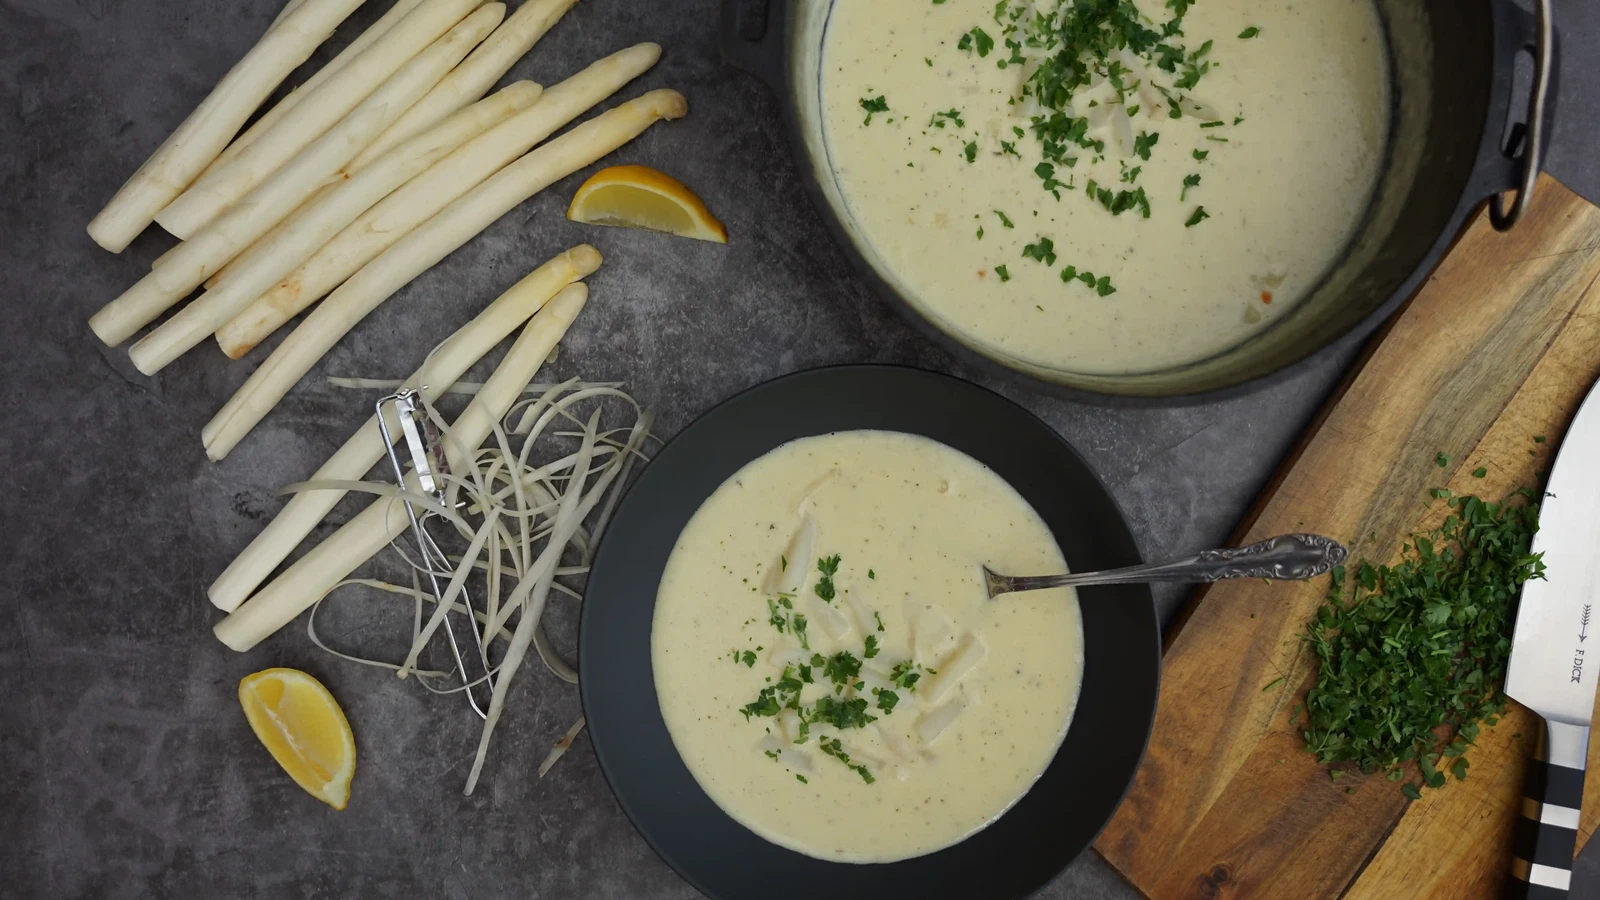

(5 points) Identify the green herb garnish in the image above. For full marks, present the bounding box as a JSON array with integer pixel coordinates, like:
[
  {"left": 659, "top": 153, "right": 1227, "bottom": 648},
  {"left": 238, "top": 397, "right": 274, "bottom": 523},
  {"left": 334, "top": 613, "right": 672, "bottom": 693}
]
[
  {"left": 1184, "top": 206, "right": 1209, "bottom": 227},
  {"left": 814, "top": 554, "right": 840, "bottom": 602},
  {"left": 1133, "top": 131, "right": 1159, "bottom": 161},
  {"left": 1022, "top": 237, "right": 1057, "bottom": 265},
  {"left": 958, "top": 26, "right": 995, "bottom": 57},
  {"left": 995, "top": 264, "right": 1011, "bottom": 282},
  {"left": 1300, "top": 489, "right": 1545, "bottom": 796},
  {"left": 1238, "top": 26, "right": 1260, "bottom": 38},
  {"left": 819, "top": 736, "right": 875, "bottom": 783},
  {"left": 859, "top": 95, "right": 889, "bottom": 126},
  {"left": 822, "top": 651, "right": 862, "bottom": 688},
  {"left": 889, "top": 659, "right": 925, "bottom": 691}
]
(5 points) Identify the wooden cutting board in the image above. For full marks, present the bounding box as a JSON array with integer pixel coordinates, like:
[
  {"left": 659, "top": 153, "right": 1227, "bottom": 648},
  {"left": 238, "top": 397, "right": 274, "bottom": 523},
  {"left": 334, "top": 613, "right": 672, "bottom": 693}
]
[{"left": 1094, "top": 174, "right": 1600, "bottom": 900}]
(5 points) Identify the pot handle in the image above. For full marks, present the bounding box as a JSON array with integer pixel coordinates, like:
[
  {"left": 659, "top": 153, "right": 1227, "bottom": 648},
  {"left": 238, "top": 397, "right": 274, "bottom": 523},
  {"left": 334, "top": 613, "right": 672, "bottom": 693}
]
[
  {"left": 719, "top": 0, "right": 790, "bottom": 91},
  {"left": 1486, "top": 0, "right": 1554, "bottom": 232}
]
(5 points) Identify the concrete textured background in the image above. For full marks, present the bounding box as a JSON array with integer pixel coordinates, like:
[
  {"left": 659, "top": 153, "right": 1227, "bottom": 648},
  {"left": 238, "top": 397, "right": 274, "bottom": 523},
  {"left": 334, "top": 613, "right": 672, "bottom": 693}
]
[{"left": 0, "top": 0, "right": 1595, "bottom": 897}]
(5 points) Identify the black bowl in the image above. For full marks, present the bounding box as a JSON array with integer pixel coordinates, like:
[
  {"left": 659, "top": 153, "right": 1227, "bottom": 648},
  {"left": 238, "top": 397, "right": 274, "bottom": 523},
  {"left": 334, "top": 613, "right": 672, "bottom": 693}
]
[{"left": 579, "top": 365, "right": 1161, "bottom": 900}]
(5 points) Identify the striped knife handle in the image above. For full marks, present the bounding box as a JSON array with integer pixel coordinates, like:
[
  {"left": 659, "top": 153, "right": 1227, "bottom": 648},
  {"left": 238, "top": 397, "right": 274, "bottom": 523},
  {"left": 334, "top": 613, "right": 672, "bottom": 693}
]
[{"left": 1508, "top": 719, "right": 1589, "bottom": 899}]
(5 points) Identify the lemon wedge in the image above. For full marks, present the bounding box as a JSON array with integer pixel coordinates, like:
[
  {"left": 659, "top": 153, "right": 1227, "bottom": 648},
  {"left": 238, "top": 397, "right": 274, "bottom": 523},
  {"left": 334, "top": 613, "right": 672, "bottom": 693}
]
[
  {"left": 238, "top": 668, "right": 355, "bottom": 810},
  {"left": 568, "top": 164, "right": 728, "bottom": 243}
]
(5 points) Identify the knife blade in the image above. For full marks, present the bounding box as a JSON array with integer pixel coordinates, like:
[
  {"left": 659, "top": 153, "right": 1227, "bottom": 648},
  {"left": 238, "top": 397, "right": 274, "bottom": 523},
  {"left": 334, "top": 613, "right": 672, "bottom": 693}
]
[{"left": 1505, "top": 378, "right": 1600, "bottom": 899}]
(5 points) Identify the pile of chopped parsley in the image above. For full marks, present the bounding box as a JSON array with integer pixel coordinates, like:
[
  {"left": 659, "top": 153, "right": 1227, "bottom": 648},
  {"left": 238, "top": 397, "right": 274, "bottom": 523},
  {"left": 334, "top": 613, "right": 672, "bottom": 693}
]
[{"left": 1299, "top": 488, "right": 1545, "bottom": 797}]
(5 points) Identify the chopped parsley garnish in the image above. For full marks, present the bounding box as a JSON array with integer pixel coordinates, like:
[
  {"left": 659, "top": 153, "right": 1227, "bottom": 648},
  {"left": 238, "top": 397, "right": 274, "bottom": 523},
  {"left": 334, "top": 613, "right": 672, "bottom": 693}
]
[
  {"left": 1000, "top": 140, "right": 1020, "bottom": 156},
  {"left": 792, "top": 613, "right": 810, "bottom": 650},
  {"left": 740, "top": 665, "right": 805, "bottom": 718},
  {"left": 976, "top": 226, "right": 984, "bottom": 240},
  {"left": 822, "top": 651, "right": 862, "bottom": 688},
  {"left": 993, "top": 209, "right": 1014, "bottom": 228},
  {"left": 889, "top": 659, "right": 926, "bottom": 691},
  {"left": 796, "top": 774, "right": 808, "bottom": 783},
  {"left": 1181, "top": 173, "right": 1200, "bottom": 201},
  {"left": 876, "top": 690, "right": 900, "bottom": 713},
  {"left": 929, "top": 108, "right": 965, "bottom": 129},
  {"left": 819, "top": 737, "right": 875, "bottom": 783},
  {"left": 963, "top": 141, "right": 978, "bottom": 163},
  {"left": 874, "top": 611, "right": 885, "bottom": 631},
  {"left": 1185, "top": 206, "right": 1210, "bottom": 227},
  {"left": 1193, "top": 148, "right": 1209, "bottom": 161},
  {"left": 1133, "top": 131, "right": 1159, "bottom": 160},
  {"left": 864, "top": 635, "right": 880, "bottom": 659},
  {"left": 1435, "top": 452, "right": 1451, "bottom": 467},
  {"left": 1238, "top": 26, "right": 1261, "bottom": 38},
  {"left": 1058, "top": 265, "right": 1115, "bottom": 297},
  {"left": 957, "top": 26, "right": 995, "bottom": 57},
  {"left": 859, "top": 95, "right": 889, "bottom": 126},
  {"left": 867, "top": 569, "right": 876, "bottom": 580},
  {"left": 814, "top": 554, "right": 840, "bottom": 602},
  {"left": 812, "top": 695, "right": 876, "bottom": 730},
  {"left": 995, "top": 264, "right": 1011, "bottom": 282},
  {"left": 1301, "top": 489, "right": 1544, "bottom": 797},
  {"left": 738, "top": 650, "right": 757, "bottom": 667},
  {"left": 1022, "top": 236, "right": 1057, "bottom": 266}
]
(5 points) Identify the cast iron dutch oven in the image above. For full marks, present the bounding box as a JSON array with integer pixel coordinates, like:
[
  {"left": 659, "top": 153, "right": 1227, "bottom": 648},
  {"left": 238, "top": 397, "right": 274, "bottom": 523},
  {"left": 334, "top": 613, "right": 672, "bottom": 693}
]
[
  {"left": 580, "top": 365, "right": 1160, "bottom": 900},
  {"left": 718, "top": 0, "right": 1556, "bottom": 402}
]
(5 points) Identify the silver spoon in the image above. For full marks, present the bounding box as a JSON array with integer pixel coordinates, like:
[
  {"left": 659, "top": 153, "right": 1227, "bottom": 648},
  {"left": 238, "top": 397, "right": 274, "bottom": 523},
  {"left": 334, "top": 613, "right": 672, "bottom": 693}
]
[{"left": 982, "top": 533, "right": 1347, "bottom": 598}]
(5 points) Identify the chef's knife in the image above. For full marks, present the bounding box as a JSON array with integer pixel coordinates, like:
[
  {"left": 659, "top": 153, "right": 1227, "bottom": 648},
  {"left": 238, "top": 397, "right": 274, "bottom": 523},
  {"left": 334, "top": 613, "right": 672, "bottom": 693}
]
[{"left": 1506, "top": 379, "right": 1600, "bottom": 899}]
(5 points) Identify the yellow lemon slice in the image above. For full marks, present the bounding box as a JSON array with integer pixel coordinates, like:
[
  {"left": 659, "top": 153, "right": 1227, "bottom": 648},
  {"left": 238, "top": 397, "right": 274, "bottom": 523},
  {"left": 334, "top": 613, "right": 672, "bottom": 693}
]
[
  {"left": 568, "top": 165, "right": 728, "bottom": 243},
  {"left": 239, "top": 668, "right": 355, "bottom": 810}
]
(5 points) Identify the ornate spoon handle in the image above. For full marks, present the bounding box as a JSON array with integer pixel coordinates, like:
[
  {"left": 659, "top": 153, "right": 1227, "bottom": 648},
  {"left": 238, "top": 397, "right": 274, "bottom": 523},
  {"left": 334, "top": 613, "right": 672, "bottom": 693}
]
[{"left": 983, "top": 533, "right": 1348, "bottom": 598}]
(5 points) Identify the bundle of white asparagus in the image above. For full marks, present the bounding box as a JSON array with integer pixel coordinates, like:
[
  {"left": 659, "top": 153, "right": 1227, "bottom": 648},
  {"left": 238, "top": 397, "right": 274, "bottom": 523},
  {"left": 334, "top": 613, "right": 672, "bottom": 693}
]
[{"left": 85, "top": 0, "right": 685, "bottom": 454}]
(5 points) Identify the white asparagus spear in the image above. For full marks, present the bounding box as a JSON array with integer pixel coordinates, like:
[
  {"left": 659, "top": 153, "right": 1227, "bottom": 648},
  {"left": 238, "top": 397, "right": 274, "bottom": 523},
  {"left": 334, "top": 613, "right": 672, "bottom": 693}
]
[
  {"left": 207, "top": 244, "right": 598, "bottom": 612},
  {"left": 213, "top": 282, "right": 588, "bottom": 651},
  {"left": 179, "top": 80, "right": 539, "bottom": 320},
  {"left": 156, "top": 0, "right": 486, "bottom": 239},
  {"left": 92, "top": 7, "right": 503, "bottom": 352},
  {"left": 270, "top": 0, "right": 313, "bottom": 29},
  {"left": 348, "top": 0, "right": 582, "bottom": 171},
  {"left": 174, "top": 84, "right": 541, "bottom": 369},
  {"left": 85, "top": 0, "right": 369, "bottom": 253},
  {"left": 184, "top": 0, "right": 491, "bottom": 288},
  {"left": 202, "top": 88, "right": 683, "bottom": 460},
  {"left": 207, "top": 0, "right": 431, "bottom": 179},
  {"left": 146, "top": 0, "right": 431, "bottom": 275},
  {"left": 110, "top": 6, "right": 507, "bottom": 364},
  {"left": 214, "top": 42, "right": 660, "bottom": 359}
]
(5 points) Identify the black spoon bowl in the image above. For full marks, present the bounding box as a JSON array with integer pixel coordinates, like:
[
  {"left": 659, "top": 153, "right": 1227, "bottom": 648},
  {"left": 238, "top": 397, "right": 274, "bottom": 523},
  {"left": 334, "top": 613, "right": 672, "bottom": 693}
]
[{"left": 579, "top": 365, "right": 1161, "bottom": 900}]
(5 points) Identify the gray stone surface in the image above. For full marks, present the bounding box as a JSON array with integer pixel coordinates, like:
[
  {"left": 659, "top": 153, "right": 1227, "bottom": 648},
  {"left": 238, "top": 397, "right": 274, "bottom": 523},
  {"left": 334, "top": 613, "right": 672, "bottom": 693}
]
[{"left": 0, "top": 0, "right": 1596, "bottom": 898}]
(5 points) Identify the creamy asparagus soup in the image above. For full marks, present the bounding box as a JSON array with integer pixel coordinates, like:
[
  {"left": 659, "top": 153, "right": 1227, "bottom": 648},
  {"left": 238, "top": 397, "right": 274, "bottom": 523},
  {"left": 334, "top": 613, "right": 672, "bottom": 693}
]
[
  {"left": 652, "top": 430, "right": 1084, "bottom": 863},
  {"left": 821, "top": 0, "right": 1391, "bottom": 374}
]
